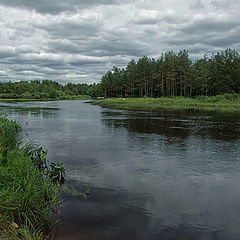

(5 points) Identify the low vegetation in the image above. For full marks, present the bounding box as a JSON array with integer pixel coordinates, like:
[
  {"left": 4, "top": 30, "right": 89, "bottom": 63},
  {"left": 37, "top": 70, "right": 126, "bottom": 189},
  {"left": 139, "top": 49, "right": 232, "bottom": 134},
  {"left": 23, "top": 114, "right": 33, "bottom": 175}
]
[
  {"left": 94, "top": 94, "right": 240, "bottom": 112},
  {"left": 0, "top": 116, "right": 65, "bottom": 239},
  {"left": 0, "top": 80, "right": 94, "bottom": 100}
]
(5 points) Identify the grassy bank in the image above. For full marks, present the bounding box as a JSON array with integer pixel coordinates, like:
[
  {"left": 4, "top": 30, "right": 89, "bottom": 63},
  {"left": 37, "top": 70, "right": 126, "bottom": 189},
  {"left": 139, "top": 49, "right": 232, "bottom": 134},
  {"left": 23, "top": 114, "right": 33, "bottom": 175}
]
[
  {"left": 0, "top": 95, "right": 91, "bottom": 102},
  {"left": 0, "top": 117, "right": 64, "bottom": 239},
  {"left": 93, "top": 94, "right": 240, "bottom": 112}
]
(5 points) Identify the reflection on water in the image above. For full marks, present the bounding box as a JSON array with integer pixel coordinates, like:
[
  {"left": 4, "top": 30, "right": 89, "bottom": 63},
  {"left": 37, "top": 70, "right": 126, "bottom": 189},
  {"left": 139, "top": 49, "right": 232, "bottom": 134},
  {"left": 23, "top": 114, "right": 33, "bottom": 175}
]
[
  {"left": 102, "top": 109, "right": 240, "bottom": 142},
  {"left": 0, "top": 101, "right": 59, "bottom": 118},
  {"left": 1, "top": 100, "right": 240, "bottom": 240}
]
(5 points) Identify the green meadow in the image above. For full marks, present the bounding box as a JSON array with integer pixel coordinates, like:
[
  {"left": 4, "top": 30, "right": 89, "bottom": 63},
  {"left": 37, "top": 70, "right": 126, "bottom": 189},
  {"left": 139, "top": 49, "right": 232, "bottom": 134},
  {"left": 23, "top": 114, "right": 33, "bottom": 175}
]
[{"left": 94, "top": 94, "right": 240, "bottom": 112}]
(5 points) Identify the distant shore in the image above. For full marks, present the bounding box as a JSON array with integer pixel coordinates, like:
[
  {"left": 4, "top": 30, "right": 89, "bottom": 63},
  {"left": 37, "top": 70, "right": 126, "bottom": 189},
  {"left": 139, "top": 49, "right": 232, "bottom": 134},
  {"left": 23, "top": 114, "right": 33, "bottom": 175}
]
[
  {"left": 0, "top": 95, "right": 91, "bottom": 102},
  {"left": 93, "top": 94, "right": 240, "bottom": 112}
]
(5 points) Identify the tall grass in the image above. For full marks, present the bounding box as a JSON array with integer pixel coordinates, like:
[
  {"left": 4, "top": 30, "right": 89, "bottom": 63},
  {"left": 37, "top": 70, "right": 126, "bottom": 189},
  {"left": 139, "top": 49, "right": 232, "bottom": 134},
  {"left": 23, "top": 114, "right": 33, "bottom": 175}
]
[
  {"left": 0, "top": 117, "right": 21, "bottom": 165},
  {"left": 0, "top": 151, "right": 59, "bottom": 226},
  {"left": 0, "top": 116, "right": 62, "bottom": 239}
]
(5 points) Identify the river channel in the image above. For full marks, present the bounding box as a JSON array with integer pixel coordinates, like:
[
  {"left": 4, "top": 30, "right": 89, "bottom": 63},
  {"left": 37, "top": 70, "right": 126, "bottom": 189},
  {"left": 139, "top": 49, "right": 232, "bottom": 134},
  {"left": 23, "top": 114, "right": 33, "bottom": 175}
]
[{"left": 1, "top": 100, "right": 240, "bottom": 240}]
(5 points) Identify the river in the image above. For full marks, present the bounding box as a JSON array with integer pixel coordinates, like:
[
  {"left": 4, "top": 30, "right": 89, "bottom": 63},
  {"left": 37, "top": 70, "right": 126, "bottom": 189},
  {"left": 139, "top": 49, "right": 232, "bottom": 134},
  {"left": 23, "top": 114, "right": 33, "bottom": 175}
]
[{"left": 1, "top": 100, "right": 240, "bottom": 240}]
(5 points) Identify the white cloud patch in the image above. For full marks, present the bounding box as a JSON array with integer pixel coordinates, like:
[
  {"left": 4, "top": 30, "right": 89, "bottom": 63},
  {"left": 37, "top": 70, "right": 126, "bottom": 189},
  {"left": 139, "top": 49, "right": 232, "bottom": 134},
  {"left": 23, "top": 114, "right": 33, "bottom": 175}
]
[{"left": 0, "top": 0, "right": 239, "bottom": 83}]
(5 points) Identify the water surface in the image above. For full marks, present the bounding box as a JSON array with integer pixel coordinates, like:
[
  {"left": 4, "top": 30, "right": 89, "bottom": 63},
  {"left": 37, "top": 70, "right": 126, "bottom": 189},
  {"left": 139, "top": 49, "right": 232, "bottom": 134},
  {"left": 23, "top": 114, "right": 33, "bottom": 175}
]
[{"left": 1, "top": 100, "right": 240, "bottom": 240}]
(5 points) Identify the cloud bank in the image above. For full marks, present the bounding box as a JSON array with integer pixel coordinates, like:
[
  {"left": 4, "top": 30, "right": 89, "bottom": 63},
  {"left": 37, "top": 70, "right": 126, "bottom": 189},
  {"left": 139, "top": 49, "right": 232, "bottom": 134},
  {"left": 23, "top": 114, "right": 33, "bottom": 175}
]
[{"left": 0, "top": 0, "right": 239, "bottom": 83}]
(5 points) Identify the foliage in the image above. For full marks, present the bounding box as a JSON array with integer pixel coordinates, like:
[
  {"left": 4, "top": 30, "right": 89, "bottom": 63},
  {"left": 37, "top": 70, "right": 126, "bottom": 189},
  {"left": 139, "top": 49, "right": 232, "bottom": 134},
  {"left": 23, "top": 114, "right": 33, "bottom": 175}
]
[
  {"left": 0, "top": 80, "right": 94, "bottom": 99},
  {"left": 21, "top": 145, "right": 48, "bottom": 172},
  {"left": 100, "top": 48, "right": 240, "bottom": 98},
  {"left": 48, "top": 163, "right": 65, "bottom": 185},
  {"left": 21, "top": 143, "right": 65, "bottom": 185}
]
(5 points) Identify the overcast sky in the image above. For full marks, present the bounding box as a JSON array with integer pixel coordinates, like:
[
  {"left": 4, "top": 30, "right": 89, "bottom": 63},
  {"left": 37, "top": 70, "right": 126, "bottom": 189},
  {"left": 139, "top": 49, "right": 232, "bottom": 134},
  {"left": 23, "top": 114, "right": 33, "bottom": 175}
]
[{"left": 0, "top": 0, "right": 239, "bottom": 84}]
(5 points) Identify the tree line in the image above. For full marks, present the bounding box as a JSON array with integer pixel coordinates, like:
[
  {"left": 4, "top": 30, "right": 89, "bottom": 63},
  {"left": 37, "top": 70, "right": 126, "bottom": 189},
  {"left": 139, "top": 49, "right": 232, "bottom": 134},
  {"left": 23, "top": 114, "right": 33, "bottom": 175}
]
[
  {"left": 0, "top": 80, "right": 101, "bottom": 99},
  {"left": 100, "top": 48, "right": 240, "bottom": 98},
  {"left": 1, "top": 49, "right": 240, "bottom": 99}
]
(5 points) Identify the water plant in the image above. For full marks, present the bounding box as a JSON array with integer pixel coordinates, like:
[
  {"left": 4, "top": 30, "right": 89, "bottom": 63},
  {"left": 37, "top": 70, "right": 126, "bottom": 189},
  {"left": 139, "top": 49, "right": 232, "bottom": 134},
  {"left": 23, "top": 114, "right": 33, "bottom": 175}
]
[
  {"left": 21, "top": 143, "right": 65, "bottom": 185},
  {"left": 48, "top": 162, "right": 65, "bottom": 185}
]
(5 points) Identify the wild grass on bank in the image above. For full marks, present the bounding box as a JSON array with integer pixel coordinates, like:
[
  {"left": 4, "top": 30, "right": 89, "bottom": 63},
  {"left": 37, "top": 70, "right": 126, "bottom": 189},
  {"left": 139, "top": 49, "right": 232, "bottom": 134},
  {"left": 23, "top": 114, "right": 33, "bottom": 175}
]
[
  {"left": 94, "top": 94, "right": 240, "bottom": 112},
  {"left": 0, "top": 116, "right": 64, "bottom": 239}
]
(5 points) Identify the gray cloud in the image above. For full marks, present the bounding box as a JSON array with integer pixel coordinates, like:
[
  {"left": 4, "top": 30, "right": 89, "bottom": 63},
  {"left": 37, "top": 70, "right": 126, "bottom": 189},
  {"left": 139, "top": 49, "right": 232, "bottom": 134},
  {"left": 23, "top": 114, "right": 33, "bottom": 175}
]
[
  {"left": 180, "top": 17, "right": 239, "bottom": 34},
  {"left": 210, "top": 0, "right": 239, "bottom": 10},
  {"left": 190, "top": 0, "right": 204, "bottom": 10},
  {"left": 163, "top": 9, "right": 240, "bottom": 51},
  {"left": 207, "top": 32, "right": 240, "bottom": 48},
  {"left": 0, "top": 49, "right": 16, "bottom": 58},
  {"left": 36, "top": 20, "right": 101, "bottom": 38},
  {"left": 0, "top": 0, "right": 239, "bottom": 83},
  {"left": 0, "top": 0, "right": 125, "bottom": 14}
]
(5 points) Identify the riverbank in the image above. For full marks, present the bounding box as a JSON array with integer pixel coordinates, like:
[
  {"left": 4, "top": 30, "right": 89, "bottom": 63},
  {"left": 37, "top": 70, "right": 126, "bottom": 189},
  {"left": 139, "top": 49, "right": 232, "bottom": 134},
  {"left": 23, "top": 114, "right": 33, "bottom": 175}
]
[
  {"left": 0, "top": 95, "right": 91, "bottom": 102},
  {"left": 0, "top": 116, "right": 63, "bottom": 239},
  {"left": 93, "top": 94, "right": 240, "bottom": 112}
]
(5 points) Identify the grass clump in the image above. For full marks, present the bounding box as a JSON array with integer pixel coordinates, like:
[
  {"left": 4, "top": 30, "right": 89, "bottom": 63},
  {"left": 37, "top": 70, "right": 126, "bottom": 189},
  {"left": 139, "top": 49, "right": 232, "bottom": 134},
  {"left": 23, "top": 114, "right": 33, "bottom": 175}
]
[
  {"left": 0, "top": 116, "right": 64, "bottom": 239},
  {"left": 0, "top": 117, "right": 22, "bottom": 165}
]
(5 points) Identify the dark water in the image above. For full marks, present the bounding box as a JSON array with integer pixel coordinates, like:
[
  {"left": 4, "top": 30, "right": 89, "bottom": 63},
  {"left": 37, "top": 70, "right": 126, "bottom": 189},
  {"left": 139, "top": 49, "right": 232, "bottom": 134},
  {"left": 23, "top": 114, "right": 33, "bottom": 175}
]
[{"left": 1, "top": 100, "right": 240, "bottom": 240}]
